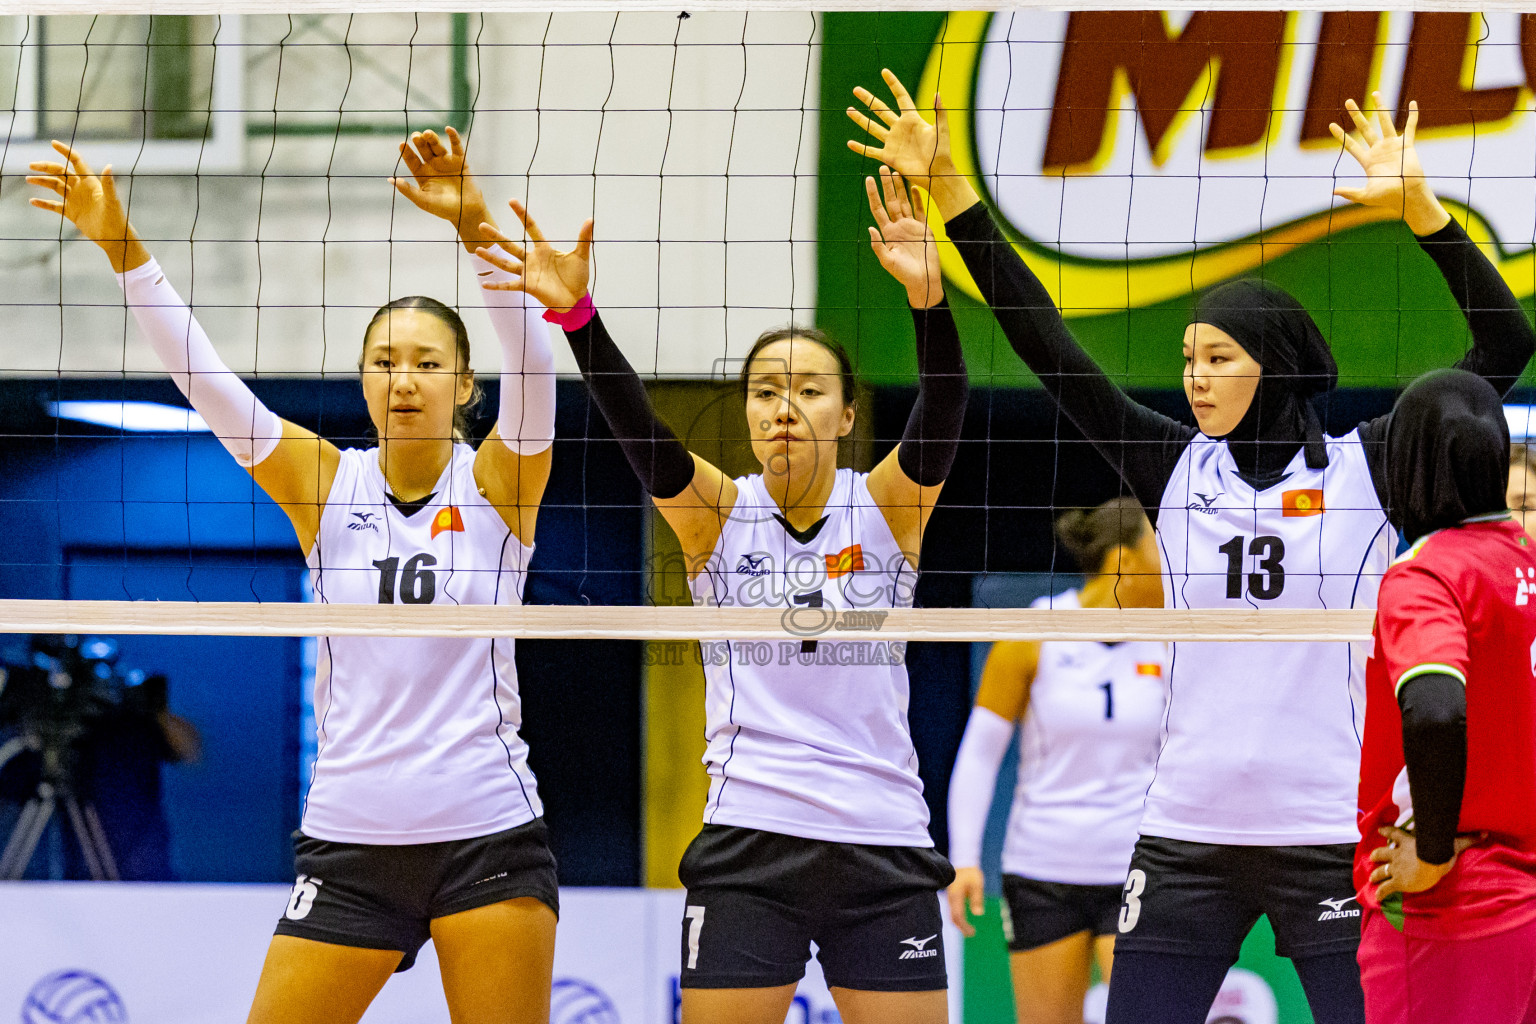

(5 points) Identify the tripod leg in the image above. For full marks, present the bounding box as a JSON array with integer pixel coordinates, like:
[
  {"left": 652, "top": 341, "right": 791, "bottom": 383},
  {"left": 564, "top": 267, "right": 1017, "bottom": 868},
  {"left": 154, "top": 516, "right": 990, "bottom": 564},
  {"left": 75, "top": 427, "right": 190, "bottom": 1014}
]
[
  {"left": 62, "top": 796, "right": 114, "bottom": 881},
  {"left": 0, "top": 795, "right": 53, "bottom": 880},
  {"left": 76, "top": 800, "right": 119, "bottom": 881}
]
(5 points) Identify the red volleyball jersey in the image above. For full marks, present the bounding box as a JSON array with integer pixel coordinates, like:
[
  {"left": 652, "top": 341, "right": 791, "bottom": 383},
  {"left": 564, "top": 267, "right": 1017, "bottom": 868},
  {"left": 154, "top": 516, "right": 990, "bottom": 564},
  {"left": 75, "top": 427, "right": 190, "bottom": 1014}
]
[{"left": 1355, "top": 515, "right": 1536, "bottom": 939}]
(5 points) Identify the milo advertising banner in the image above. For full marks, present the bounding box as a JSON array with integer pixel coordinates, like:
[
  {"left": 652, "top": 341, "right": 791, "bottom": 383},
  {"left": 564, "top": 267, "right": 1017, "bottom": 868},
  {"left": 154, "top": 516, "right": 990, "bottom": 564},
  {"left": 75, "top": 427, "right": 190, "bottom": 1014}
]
[{"left": 817, "top": 11, "right": 1536, "bottom": 391}]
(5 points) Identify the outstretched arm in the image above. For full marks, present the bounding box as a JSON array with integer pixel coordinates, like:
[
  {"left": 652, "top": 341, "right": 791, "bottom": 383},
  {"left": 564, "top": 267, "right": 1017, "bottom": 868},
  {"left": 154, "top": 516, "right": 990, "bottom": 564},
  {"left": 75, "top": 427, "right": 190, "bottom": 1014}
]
[
  {"left": 390, "top": 127, "right": 554, "bottom": 544},
  {"left": 29, "top": 142, "right": 338, "bottom": 554},
  {"left": 474, "top": 204, "right": 737, "bottom": 569},
  {"left": 861, "top": 168, "right": 968, "bottom": 559},
  {"left": 1331, "top": 95, "right": 1536, "bottom": 495},
  {"left": 847, "top": 72, "right": 1193, "bottom": 515}
]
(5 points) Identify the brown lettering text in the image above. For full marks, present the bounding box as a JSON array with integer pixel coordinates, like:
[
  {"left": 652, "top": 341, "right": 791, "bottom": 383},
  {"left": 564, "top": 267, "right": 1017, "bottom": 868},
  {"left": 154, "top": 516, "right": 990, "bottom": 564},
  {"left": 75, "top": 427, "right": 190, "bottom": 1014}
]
[
  {"left": 1044, "top": 11, "right": 1288, "bottom": 169},
  {"left": 1398, "top": 13, "right": 1519, "bottom": 131},
  {"left": 1301, "top": 12, "right": 1383, "bottom": 143}
]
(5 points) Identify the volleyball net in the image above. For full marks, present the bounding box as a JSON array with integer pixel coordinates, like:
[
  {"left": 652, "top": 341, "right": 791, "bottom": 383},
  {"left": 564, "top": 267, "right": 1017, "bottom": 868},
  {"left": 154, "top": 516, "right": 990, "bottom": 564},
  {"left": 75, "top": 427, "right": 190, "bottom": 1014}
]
[{"left": 2, "top": 7, "right": 1533, "bottom": 648}]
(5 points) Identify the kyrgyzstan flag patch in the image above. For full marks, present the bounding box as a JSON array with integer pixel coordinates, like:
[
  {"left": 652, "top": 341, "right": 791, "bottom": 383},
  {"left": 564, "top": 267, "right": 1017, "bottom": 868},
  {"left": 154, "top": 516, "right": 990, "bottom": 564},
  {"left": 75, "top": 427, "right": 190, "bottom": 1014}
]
[
  {"left": 1135, "top": 662, "right": 1162, "bottom": 677},
  {"left": 825, "top": 543, "right": 865, "bottom": 578},
  {"left": 1282, "top": 489, "right": 1325, "bottom": 517},
  {"left": 431, "top": 506, "right": 465, "bottom": 539}
]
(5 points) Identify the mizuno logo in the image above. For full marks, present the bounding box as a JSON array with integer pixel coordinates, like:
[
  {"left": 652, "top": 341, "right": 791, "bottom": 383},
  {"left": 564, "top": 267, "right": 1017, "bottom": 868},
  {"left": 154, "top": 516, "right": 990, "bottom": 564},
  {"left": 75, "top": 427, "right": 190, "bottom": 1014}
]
[
  {"left": 735, "top": 554, "right": 771, "bottom": 577},
  {"left": 1187, "top": 491, "right": 1223, "bottom": 515},
  {"left": 347, "top": 512, "right": 380, "bottom": 532},
  {"left": 898, "top": 934, "right": 939, "bottom": 959},
  {"left": 1318, "top": 895, "right": 1360, "bottom": 921}
]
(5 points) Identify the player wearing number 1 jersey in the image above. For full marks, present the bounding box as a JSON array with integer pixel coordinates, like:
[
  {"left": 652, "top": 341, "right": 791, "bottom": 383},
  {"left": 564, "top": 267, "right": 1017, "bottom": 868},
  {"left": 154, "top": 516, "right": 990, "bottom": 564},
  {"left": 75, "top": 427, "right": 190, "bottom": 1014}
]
[
  {"left": 947, "top": 499, "right": 1166, "bottom": 1024},
  {"left": 849, "top": 74, "right": 1536, "bottom": 1023},
  {"left": 32, "top": 129, "right": 564, "bottom": 1024},
  {"left": 476, "top": 166, "right": 967, "bottom": 1024}
]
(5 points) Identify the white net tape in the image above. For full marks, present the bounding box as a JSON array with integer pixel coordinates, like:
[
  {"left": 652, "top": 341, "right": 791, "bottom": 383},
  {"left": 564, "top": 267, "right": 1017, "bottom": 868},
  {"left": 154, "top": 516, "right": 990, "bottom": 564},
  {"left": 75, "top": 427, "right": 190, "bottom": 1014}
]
[{"left": 0, "top": 602, "right": 1375, "bottom": 642}]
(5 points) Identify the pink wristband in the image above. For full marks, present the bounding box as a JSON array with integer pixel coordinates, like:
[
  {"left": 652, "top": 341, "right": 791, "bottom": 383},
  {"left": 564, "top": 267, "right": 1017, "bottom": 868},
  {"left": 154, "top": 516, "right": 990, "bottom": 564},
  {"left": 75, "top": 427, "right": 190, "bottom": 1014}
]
[{"left": 543, "top": 293, "right": 596, "bottom": 331}]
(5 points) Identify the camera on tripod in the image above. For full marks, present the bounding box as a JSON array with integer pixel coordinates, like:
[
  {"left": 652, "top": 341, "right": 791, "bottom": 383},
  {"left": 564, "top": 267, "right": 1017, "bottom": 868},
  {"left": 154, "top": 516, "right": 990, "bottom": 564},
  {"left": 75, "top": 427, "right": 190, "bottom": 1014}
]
[{"left": 0, "top": 635, "right": 170, "bottom": 880}]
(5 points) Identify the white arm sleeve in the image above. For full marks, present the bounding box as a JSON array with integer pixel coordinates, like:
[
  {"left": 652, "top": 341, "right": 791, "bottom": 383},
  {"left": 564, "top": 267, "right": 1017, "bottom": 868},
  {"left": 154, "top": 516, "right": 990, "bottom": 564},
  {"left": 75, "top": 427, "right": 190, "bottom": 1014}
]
[
  {"left": 947, "top": 705, "right": 1015, "bottom": 870},
  {"left": 473, "top": 245, "right": 557, "bottom": 455},
  {"left": 117, "top": 259, "right": 282, "bottom": 468}
]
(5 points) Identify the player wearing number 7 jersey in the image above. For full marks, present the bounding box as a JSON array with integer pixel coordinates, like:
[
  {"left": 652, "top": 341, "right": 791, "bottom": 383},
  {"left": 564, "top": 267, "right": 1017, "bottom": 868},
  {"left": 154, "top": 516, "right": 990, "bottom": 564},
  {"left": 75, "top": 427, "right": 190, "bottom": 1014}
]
[
  {"left": 849, "top": 73, "right": 1536, "bottom": 1023},
  {"left": 473, "top": 166, "right": 967, "bottom": 1024},
  {"left": 32, "top": 130, "right": 564, "bottom": 1024}
]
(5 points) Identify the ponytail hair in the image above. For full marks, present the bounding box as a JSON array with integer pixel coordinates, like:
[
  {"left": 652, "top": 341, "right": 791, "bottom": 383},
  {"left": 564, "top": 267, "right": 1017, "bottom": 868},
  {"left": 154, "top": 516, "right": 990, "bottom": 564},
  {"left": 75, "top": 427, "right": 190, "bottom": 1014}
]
[
  {"left": 361, "top": 296, "right": 483, "bottom": 441},
  {"left": 1054, "top": 496, "right": 1148, "bottom": 576}
]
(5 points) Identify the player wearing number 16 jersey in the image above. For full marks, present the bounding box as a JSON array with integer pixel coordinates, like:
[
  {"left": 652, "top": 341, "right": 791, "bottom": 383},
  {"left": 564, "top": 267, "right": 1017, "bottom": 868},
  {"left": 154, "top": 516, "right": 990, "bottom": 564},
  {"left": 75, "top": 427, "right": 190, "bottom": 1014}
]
[
  {"left": 848, "top": 73, "right": 1536, "bottom": 1023},
  {"left": 32, "top": 129, "right": 564, "bottom": 1024}
]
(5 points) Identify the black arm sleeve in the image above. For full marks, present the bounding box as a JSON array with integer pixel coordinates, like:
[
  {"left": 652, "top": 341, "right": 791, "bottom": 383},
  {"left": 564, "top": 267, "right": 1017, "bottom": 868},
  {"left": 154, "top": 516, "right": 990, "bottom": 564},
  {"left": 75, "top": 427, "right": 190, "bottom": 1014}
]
[
  {"left": 1361, "top": 219, "right": 1536, "bottom": 501},
  {"left": 896, "top": 299, "right": 968, "bottom": 486},
  {"left": 944, "top": 203, "right": 1194, "bottom": 512},
  {"left": 1398, "top": 671, "right": 1468, "bottom": 866},
  {"left": 562, "top": 310, "right": 696, "bottom": 500}
]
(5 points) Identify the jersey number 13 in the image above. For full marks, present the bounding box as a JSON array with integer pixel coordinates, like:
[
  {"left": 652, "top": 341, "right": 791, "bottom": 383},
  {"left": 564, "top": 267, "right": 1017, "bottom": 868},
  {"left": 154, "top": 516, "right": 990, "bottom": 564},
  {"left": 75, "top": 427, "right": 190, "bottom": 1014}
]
[{"left": 1216, "top": 535, "right": 1285, "bottom": 600}]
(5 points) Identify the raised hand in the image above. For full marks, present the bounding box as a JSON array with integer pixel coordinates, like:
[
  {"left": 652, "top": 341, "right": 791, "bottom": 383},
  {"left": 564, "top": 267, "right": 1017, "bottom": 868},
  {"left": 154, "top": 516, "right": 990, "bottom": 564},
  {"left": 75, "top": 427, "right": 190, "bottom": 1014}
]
[
  {"left": 867, "top": 167, "right": 943, "bottom": 308},
  {"left": 475, "top": 200, "right": 592, "bottom": 314},
  {"left": 846, "top": 69, "right": 977, "bottom": 220},
  {"left": 27, "top": 141, "right": 147, "bottom": 273},
  {"left": 389, "top": 127, "right": 495, "bottom": 252},
  {"left": 1330, "top": 92, "right": 1450, "bottom": 236}
]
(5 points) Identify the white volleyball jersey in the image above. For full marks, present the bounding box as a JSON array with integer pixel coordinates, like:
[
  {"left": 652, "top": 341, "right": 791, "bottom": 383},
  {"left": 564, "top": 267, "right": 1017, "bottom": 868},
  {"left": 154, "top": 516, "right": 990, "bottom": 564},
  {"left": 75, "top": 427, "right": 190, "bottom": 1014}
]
[
  {"left": 301, "top": 444, "right": 541, "bottom": 844},
  {"left": 687, "top": 468, "right": 931, "bottom": 846},
  {"left": 1003, "top": 591, "right": 1167, "bottom": 885},
  {"left": 1146, "top": 429, "right": 1393, "bottom": 845}
]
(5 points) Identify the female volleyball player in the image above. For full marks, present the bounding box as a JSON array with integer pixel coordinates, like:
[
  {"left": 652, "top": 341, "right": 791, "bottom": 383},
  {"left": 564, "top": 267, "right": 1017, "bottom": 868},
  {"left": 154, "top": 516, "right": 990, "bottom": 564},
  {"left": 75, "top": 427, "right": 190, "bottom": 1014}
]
[
  {"left": 1359, "top": 368, "right": 1536, "bottom": 1022},
  {"left": 849, "top": 76, "right": 1535, "bottom": 1024},
  {"left": 947, "top": 498, "right": 1165, "bottom": 1024},
  {"left": 30, "top": 130, "right": 561, "bottom": 1024},
  {"left": 473, "top": 166, "right": 966, "bottom": 1024}
]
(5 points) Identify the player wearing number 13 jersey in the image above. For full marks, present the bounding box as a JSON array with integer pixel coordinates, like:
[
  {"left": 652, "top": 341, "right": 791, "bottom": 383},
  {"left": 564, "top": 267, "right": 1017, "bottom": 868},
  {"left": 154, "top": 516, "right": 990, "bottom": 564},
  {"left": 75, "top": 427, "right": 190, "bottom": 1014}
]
[{"left": 849, "top": 70, "right": 1536, "bottom": 1022}]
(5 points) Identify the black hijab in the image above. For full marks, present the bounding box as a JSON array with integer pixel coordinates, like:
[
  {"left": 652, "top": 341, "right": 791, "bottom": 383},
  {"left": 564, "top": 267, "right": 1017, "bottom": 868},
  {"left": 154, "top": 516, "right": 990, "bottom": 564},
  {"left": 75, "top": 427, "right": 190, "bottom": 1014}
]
[
  {"left": 1191, "top": 280, "right": 1337, "bottom": 479},
  {"left": 1385, "top": 368, "right": 1510, "bottom": 544}
]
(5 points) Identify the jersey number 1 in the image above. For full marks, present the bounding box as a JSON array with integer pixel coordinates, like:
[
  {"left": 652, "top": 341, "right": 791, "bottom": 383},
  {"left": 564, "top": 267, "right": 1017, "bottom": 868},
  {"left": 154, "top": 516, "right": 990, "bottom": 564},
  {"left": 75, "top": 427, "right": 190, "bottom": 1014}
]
[
  {"left": 373, "top": 553, "right": 438, "bottom": 604},
  {"left": 1217, "top": 535, "right": 1285, "bottom": 600}
]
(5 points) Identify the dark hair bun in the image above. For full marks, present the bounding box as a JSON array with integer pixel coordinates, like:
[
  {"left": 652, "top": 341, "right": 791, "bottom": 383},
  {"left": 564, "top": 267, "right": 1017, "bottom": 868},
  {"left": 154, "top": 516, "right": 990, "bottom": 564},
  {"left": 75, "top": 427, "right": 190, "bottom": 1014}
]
[{"left": 1054, "top": 496, "right": 1146, "bottom": 575}]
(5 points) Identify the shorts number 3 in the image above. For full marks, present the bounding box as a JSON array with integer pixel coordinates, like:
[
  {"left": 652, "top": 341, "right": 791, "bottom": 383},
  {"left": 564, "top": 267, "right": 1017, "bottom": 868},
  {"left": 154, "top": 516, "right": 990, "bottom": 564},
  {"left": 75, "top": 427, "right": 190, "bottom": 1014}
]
[
  {"left": 1118, "top": 869, "right": 1146, "bottom": 933},
  {"left": 684, "top": 905, "right": 707, "bottom": 969}
]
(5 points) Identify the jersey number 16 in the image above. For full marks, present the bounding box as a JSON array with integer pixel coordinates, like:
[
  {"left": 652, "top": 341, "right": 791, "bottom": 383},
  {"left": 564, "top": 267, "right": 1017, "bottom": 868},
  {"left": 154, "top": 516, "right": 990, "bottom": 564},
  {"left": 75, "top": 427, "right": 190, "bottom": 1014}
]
[{"left": 373, "top": 553, "right": 438, "bottom": 604}]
